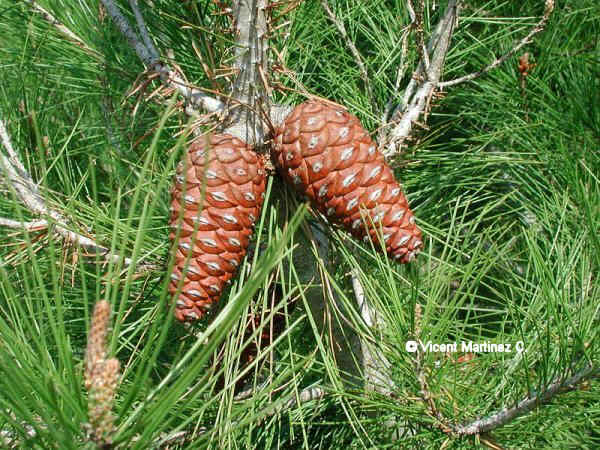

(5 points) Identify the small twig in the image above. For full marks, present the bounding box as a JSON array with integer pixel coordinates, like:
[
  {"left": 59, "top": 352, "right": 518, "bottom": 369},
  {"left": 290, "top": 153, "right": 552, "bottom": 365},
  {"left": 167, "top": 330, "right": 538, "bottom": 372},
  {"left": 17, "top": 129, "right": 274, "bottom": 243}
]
[
  {"left": 320, "top": 0, "right": 377, "bottom": 114},
  {"left": 282, "top": 385, "right": 327, "bottom": 411},
  {"left": 406, "top": 0, "right": 416, "bottom": 26},
  {"left": 379, "top": 27, "right": 410, "bottom": 143},
  {"left": 0, "top": 119, "right": 29, "bottom": 177},
  {"left": 153, "top": 386, "right": 325, "bottom": 445},
  {"left": 253, "top": 384, "right": 327, "bottom": 424},
  {"left": 438, "top": 0, "right": 554, "bottom": 88},
  {"left": 100, "top": 0, "right": 224, "bottom": 115},
  {"left": 25, "top": 0, "right": 101, "bottom": 58},
  {"left": 453, "top": 364, "right": 599, "bottom": 435},
  {"left": 0, "top": 119, "right": 155, "bottom": 272},
  {"left": 408, "top": 0, "right": 429, "bottom": 70},
  {"left": 155, "top": 430, "right": 196, "bottom": 447},
  {"left": 391, "top": 0, "right": 452, "bottom": 123}
]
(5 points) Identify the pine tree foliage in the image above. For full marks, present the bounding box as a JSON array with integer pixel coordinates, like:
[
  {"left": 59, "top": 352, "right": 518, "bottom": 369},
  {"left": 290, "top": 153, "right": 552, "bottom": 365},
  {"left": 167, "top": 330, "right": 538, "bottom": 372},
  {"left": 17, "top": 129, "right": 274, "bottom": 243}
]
[{"left": 0, "top": 0, "right": 598, "bottom": 448}]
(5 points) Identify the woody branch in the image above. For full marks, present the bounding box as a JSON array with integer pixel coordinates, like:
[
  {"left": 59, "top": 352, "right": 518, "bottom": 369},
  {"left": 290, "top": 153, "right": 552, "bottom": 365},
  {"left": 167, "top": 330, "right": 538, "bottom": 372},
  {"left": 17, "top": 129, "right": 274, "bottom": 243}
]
[
  {"left": 351, "top": 269, "right": 394, "bottom": 395},
  {"left": 453, "top": 364, "right": 599, "bottom": 435},
  {"left": 384, "top": 0, "right": 459, "bottom": 157},
  {"left": 0, "top": 119, "right": 154, "bottom": 271},
  {"left": 384, "top": 0, "right": 554, "bottom": 157},
  {"left": 99, "top": 0, "right": 224, "bottom": 115},
  {"left": 223, "top": 0, "right": 270, "bottom": 144},
  {"left": 439, "top": 0, "right": 555, "bottom": 88},
  {"left": 27, "top": 0, "right": 226, "bottom": 117}
]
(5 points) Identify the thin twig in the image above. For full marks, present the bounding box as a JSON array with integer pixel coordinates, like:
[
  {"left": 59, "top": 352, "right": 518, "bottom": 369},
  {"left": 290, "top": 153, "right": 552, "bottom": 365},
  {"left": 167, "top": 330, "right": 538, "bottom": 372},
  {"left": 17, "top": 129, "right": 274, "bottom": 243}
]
[
  {"left": 28, "top": 0, "right": 222, "bottom": 116},
  {"left": 320, "top": 0, "right": 377, "bottom": 114},
  {"left": 392, "top": 0, "right": 453, "bottom": 122},
  {"left": 155, "top": 430, "right": 199, "bottom": 447},
  {"left": 453, "top": 364, "right": 599, "bottom": 435},
  {"left": 379, "top": 26, "right": 410, "bottom": 142},
  {"left": 0, "top": 119, "right": 155, "bottom": 272},
  {"left": 100, "top": 0, "right": 224, "bottom": 114},
  {"left": 24, "top": 0, "right": 101, "bottom": 58},
  {"left": 281, "top": 385, "right": 326, "bottom": 412},
  {"left": 408, "top": 0, "right": 429, "bottom": 70},
  {"left": 439, "top": 0, "right": 554, "bottom": 88},
  {"left": 149, "top": 386, "right": 325, "bottom": 446}
]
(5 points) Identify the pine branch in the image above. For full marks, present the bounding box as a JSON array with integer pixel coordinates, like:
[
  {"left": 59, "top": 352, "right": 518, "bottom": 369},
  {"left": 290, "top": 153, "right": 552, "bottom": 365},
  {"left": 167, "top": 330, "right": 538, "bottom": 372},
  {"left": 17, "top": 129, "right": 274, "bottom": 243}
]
[
  {"left": 439, "top": 0, "right": 555, "bottom": 88},
  {"left": 261, "top": 385, "right": 327, "bottom": 420},
  {"left": 297, "top": 221, "right": 365, "bottom": 388},
  {"left": 99, "top": 0, "right": 288, "bottom": 137},
  {"left": 319, "top": 0, "right": 377, "bottom": 114},
  {"left": 223, "top": 0, "right": 270, "bottom": 144},
  {"left": 387, "top": 0, "right": 454, "bottom": 125},
  {"left": 100, "top": 0, "right": 224, "bottom": 115},
  {"left": 383, "top": 0, "right": 554, "bottom": 156},
  {"left": 0, "top": 216, "right": 48, "bottom": 231},
  {"left": 128, "top": 0, "right": 159, "bottom": 61},
  {"left": 384, "top": 0, "right": 459, "bottom": 157},
  {"left": 407, "top": 0, "right": 428, "bottom": 70},
  {"left": 150, "top": 385, "right": 326, "bottom": 445},
  {"left": 453, "top": 364, "right": 599, "bottom": 435},
  {"left": 378, "top": 26, "right": 410, "bottom": 143},
  {"left": 411, "top": 303, "right": 452, "bottom": 433},
  {"left": 0, "top": 119, "right": 156, "bottom": 272},
  {"left": 25, "top": 0, "right": 101, "bottom": 58}
]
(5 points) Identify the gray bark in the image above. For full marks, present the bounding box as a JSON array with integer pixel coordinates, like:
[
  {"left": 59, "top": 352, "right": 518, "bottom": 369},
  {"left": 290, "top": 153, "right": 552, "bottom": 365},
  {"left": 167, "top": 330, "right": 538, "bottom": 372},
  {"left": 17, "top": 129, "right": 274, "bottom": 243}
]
[{"left": 224, "top": 0, "right": 270, "bottom": 146}]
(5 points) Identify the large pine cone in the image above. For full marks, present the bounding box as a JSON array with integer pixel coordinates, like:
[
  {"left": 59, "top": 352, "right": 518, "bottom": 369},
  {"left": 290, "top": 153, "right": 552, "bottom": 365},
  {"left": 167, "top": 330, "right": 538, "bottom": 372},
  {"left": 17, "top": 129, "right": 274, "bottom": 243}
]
[
  {"left": 169, "top": 134, "right": 266, "bottom": 322},
  {"left": 273, "top": 101, "right": 422, "bottom": 263}
]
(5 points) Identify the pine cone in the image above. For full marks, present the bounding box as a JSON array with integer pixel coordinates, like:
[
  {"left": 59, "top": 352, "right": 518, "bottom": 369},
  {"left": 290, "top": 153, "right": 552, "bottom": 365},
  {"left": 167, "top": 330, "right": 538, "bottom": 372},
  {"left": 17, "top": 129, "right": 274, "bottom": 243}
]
[
  {"left": 273, "top": 101, "right": 422, "bottom": 263},
  {"left": 169, "top": 134, "right": 266, "bottom": 322}
]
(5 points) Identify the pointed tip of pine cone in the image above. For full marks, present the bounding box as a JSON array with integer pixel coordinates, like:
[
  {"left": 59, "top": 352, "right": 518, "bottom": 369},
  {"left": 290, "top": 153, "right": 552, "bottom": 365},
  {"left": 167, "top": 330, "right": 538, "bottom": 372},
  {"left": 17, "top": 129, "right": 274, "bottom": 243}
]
[
  {"left": 169, "top": 133, "right": 266, "bottom": 323},
  {"left": 391, "top": 234, "right": 423, "bottom": 263},
  {"left": 273, "top": 101, "right": 423, "bottom": 264}
]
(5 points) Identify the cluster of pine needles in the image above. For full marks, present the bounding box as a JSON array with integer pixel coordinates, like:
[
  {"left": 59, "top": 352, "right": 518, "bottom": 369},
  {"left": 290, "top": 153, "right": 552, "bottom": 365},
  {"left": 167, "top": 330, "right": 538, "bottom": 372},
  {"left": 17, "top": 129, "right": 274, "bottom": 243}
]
[{"left": 0, "top": 0, "right": 598, "bottom": 448}]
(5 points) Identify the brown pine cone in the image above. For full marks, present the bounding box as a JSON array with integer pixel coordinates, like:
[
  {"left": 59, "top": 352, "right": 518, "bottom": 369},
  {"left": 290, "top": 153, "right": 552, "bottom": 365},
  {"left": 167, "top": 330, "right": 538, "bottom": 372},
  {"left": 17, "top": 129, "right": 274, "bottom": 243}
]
[
  {"left": 272, "top": 101, "right": 422, "bottom": 263},
  {"left": 169, "top": 134, "right": 266, "bottom": 322}
]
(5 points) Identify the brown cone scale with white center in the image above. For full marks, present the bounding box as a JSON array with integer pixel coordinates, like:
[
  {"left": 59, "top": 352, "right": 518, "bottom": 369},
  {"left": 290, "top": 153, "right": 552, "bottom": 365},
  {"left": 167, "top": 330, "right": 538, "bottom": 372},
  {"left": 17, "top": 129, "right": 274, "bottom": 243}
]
[
  {"left": 169, "top": 134, "right": 266, "bottom": 322},
  {"left": 273, "top": 101, "right": 422, "bottom": 263}
]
